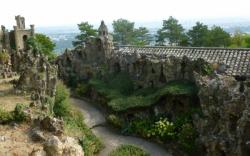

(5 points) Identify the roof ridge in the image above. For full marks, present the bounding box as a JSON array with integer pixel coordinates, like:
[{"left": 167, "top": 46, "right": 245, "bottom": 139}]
[{"left": 116, "top": 45, "right": 250, "bottom": 51}]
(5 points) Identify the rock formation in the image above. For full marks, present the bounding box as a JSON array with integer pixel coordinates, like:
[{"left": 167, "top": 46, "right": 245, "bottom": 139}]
[{"left": 57, "top": 20, "right": 250, "bottom": 156}]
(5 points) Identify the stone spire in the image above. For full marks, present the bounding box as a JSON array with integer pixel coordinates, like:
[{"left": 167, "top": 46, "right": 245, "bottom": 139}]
[{"left": 98, "top": 20, "right": 108, "bottom": 37}]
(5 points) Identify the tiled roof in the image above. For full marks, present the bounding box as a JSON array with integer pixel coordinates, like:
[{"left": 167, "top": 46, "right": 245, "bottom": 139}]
[{"left": 115, "top": 46, "right": 250, "bottom": 77}]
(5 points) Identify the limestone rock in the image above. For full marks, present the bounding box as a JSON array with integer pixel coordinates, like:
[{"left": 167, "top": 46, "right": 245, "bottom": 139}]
[
  {"left": 44, "top": 136, "right": 63, "bottom": 156},
  {"left": 62, "top": 136, "right": 84, "bottom": 156},
  {"left": 40, "top": 116, "right": 64, "bottom": 136},
  {"left": 29, "top": 149, "right": 46, "bottom": 156},
  {"left": 30, "top": 128, "right": 46, "bottom": 142},
  {"left": 44, "top": 136, "right": 84, "bottom": 156}
]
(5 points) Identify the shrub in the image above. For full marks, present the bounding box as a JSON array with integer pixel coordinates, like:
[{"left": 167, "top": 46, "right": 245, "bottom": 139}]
[
  {"left": 177, "top": 123, "right": 197, "bottom": 153},
  {"left": 107, "top": 114, "right": 123, "bottom": 128},
  {"left": 64, "top": 108, "right": 103, "bottom": 156},
  {"left": 13, "top": 103, "right": 27, "bottom": 122},
  {"left": 109, "top": 144, "right": 149, "bottom": 156},
  {"left": 148, "top": 118, "right": 175, "bottom": 141},
  {"left": 0, "top": 50, "right": 10, "bottom": 64},
  {"left": 125, "top": 118, "right": 153, "bottom": 138},
  {"left": 76, "top": 83, "right": 90, "bottom": 96},
  {"left": 53, "top": 81, "right": 70, "bottom": 117},
  {"left": 0, "top": 108, "right": 13, "bottom": 124}
]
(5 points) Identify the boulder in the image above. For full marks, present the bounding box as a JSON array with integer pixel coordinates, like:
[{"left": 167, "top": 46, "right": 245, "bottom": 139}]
[
  {"left": 43, "top": 136, "right": 63, "bottom": 156},
  {"left": 30, "top": 128, "right": 46, "bottom": 142},
  {"left": 44, "top": 136, "right": 84, "bottom": 156},
  {"left": 62, "top": 136, "right": 84, "bottom": 156},
  {"left": 40, "top": 116, "right": 64, "bottom": 136}
]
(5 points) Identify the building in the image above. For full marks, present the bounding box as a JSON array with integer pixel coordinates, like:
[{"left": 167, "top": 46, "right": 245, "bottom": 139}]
[{"left": 0, "top": 15, "right": 34, "bottom": 52}]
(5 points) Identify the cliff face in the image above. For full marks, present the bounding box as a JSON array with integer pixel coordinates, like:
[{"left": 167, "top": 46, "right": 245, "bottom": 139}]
[
  {"left": 56, "top": 33, "right": 250, "bottom": 155},
  {"left": 195, "top": 74, "right": 250, "bottom": 156}
]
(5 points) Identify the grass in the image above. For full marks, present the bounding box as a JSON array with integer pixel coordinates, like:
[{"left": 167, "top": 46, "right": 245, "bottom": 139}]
[
  {"left": 64, "top": 107, "right": 103, "bottom": 156},
  {"left": 90, "top": 75, "right": 198, "bottom": 111},
  {"left": 54, "top": 81, "right": 103, "bottom": 156},
  {"left": 109, "top": 144, "right": 150, "bottom": 156}
]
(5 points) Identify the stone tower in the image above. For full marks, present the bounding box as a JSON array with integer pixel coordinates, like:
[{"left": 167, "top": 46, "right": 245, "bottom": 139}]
[
  {"left": 15, "top": 15, "right": 26, "bottom": 29},
  {"left": 13, "top": 15, "right": 35, "bottom": 51},
  {"left": 97, "top": 21, "right": 113, "bottom": 59},
  {"left": 98, "top": 20, "right": 108, "bottom": 37}
]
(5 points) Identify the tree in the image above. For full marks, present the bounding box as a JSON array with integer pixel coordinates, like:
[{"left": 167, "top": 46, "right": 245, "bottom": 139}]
[
  {"left": 187, "top": 22, "right": 209, "bottom": 47},
  {"left": 207, "top": 26, "right": 231, "bottom": 47},
  {"left": 26, "top": 33, "right": 56, "bottom": 60},
  {"left": 155, "top": 28, "right": 166, "bottom": 46},
  {"left": 112, "top": 19, "right": 151, "bottom": 46},
  {"left": 156, "top": 16, "right": 185, "bottom": 46},
  {"left": 133, "top": 27, "right": 151, "bottom": 46},
  {"left": 73, "top": 22, "right": 97, "bottom": 47},
  {"left": 112, "top": 19, "right": 135, "bottom": 45},
  {"left": 230, "top": 30, "right": 246, "bottom": 48}
]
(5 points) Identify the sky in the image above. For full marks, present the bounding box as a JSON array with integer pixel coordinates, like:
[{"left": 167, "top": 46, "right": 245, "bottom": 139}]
[{"left": 1, "top": 0, "right": 250, "bottom": 28}]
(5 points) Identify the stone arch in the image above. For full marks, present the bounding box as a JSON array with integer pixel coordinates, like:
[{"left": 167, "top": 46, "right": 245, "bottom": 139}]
[{"left": 23, "top": 35, "right": 28, "bottom": 49}]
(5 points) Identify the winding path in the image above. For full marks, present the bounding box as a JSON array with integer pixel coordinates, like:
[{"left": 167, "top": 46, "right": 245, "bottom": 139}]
[{"left": 71, "top": 98, "right": 172, "bottom": 156}]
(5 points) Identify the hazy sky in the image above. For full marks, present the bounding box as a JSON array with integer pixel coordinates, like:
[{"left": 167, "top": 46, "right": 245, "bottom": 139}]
[{"left": 1, "top": 0, "right": 250, "bottom": 27}]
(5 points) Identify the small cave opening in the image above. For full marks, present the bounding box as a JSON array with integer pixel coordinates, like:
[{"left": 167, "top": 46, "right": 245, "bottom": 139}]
[
  {"left": 23, "top": 35, "right": 28, "bottom": 50},
  {"left": 113, "top": 62, "right": 121, "bottom": 73},
  {"left": 159, "top": 65, "right": 166, "bottom": 83},
  {"left": 181, "top": 60, "right": 186, "bottom": 78}
]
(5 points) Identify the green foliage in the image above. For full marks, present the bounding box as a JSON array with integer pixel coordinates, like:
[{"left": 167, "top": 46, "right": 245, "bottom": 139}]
[
  {"left": 73, "top": 22, "right": 97, "bottom": 47},
  {"left": 207, "top": 26, "right": 231, "bottom": 47},
  {"left": 112, "top": 19, "right": 135, "bottom": 45},
  {"left": 125, "top": 118, "right": 153, "bottom": 138},
  {"left": 147, "top": 118, "right": 175, "bottom": 140},
  {"left": 65, "top": 109, "right": 103, "bottom": 156},
  {"left": 109, "top": 144, "right": 150, "bottom": 156},
  {"left": 90, "top": 76, "right": 197, "bottom": 112},
  {"left": 107, "top": 114, "right": 123, "bottom": 128},
  {"left": 76, "top": 83, "right": 90, "bottom": 96},
  {"left": 230, "top": 30, "right": 250, "bottom": 48},
  {"left": 156, "top": 16, "right": 185, "bottom": 46},
  {"left": 133, "top": 27, "right": 152, "bottom": 46},
  {"left": 187, "top": 22, "right": 209, "bottom": 47},
  {"left": 112, "top": 19, "right": 151, "bottom": 46},
  {"left": 0, "top": 108, "right": 13, "bottom": 124},
  {"left": 0, "top": 50, "right": 10, "bottom": 64},
  {"left": 53, "top": 81, "right": 71, "bottom": 117},
  {"left": 13, "top": 103, "right": 27, "bottom": 122},
  {"left": 202, "top": 64, "right": 213, "bottom": 76},
  {"left": 177, "top": 123, "right": 197, "bottom": 153},
  {"left": 26, "top": 33, "right": 56, "bottom": 60}
]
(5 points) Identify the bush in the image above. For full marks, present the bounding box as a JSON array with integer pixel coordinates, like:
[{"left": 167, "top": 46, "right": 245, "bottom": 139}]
[
  {"left": 177, "top": 123, "right": 197, "bottom": 153},
  {"left": 64, "top": 108, "right": 103, "bottom": 156},
  {"left": 53, "top": 81, "right": 70, "bottom": 117},
  {"left": 0, "top": 50, "right": 10, "bottom": 64},
  {"left": 0, "top": 108, "right": 13, "bottom": 124},
  {"left": 13, "top": 103, "right": 27, "bottom": 122},
  {"left": 76, "top": 83, "right": 90, "bottom": 96},
  {"left": 148, "top": 117, "right": 175, "bottom": 141},
  {"left": 125, "top": 118, "right": 152, "bottom": 138},
  {"left": 107, "top": 114, "right": 123, "bottom": 128},
  {"left": 109, "top": 144, "right": 149, "bottom": 156}
]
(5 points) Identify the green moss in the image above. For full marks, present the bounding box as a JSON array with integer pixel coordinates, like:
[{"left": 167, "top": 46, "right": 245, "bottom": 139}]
[
  {"left": 107, "top": 80, "right": 197, "bottom": 112},
  {"left": 109, "top": 144, "right": 150, "bottom": 156}
]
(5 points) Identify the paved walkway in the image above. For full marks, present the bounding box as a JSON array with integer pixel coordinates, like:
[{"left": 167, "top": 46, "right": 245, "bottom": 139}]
[{"left": 71, "top": 98, "right": 172, "bottom": 156}]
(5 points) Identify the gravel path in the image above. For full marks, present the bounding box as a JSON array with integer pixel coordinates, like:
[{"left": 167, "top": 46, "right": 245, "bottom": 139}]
[{"left": 71, "top": 98, "right": 172, "bottom": 156}]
